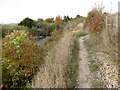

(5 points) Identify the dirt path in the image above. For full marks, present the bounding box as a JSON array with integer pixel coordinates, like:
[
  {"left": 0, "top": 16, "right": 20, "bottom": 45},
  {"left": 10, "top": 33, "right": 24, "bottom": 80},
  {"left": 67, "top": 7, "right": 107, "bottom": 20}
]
[{"left": 77, "top": 36, "right": 91, "bottom": 88}]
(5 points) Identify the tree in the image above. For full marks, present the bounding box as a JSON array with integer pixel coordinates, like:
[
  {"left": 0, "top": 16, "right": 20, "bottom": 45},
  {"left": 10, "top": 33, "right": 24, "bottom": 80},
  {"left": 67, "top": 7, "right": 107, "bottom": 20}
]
[
  {"left": 63, "top": 16, "right": 71, "bottom": 22},
  {"left": 76, "top": 15, "right": 81, "bottom": 18},
  {"left": 55, "top": 16, "right": 63, "bottom": 24},
  {"left": 45, "top": 18, "right": 54, "bottom": 23},
  {"left": 18, "top": 17, "right": 36, "bottom": 28},
  {"left": 37, "top": 18, "right": 44, "bottom": 22}
]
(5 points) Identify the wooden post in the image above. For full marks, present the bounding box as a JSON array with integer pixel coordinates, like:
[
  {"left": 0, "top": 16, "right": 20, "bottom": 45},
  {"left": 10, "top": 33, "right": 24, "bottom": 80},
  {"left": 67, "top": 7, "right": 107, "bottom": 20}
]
[
  {"left": 106, "top": 16, "right": 108, "bottom": 30},
  {"left": 116, "top": 14, "right": 118, "bottom": 31}
]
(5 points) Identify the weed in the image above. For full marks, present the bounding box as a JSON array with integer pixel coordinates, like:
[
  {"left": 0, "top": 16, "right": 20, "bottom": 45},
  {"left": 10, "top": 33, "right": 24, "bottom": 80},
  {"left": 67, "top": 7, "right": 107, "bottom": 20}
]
[
  {"left": 32, "top": 32, "right": 74, "bottom": 88},
  {"left": 89, "top": 61, "right": 99, "bottom": 72},
  {"left": 66, "top": 38, "right": 79, "bottom": 88},
  {"left": 2, "top": 31, "right": 44, "bottom": 88},
  {"left": 74, "top": 32, "right": 88, "bottom": 37},
  {"left": 91, "top": 80, "right": 105, "bottom": 88}
]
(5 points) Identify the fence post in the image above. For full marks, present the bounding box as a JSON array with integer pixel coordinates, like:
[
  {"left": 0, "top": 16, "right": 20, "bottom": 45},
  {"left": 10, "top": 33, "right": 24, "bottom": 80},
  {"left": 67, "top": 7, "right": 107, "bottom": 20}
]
[
  {"left": 106, "top": 16, "right": 108, "bottom": 30},
  {"left": 116, "top": 14, "right": 118, "bottom": 31}
]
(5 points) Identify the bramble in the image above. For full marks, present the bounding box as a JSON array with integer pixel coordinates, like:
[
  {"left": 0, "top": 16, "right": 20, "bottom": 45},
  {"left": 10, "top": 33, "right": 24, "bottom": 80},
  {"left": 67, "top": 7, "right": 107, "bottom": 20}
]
[
  {"left": 86, "top": 8, "right": 105, "bottom": 34},
  {"left": 2, "top": 30, "right": 44, "bottom": 88}
]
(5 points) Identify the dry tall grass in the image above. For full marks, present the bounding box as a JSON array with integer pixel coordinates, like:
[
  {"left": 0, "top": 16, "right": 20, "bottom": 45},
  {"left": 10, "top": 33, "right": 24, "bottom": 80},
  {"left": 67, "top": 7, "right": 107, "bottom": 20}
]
[
  {"left": 94, "top": 13, "right": 118, "bottom": 64},
  {"left": 86, "top": 13, "right": 118, "bottom": 88},
  {"left": 32, "top": 31, "right": 75, "bottom": 88},
  {"left": 63, "top": 18, "right": 85, "bottom": 31}
]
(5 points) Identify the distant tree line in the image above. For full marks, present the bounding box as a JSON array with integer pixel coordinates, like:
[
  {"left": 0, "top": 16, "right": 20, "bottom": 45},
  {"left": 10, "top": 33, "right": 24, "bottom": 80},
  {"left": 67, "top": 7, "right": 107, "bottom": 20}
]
[{"left": 18, "top": 15, "right": 84, "bottom": 37}]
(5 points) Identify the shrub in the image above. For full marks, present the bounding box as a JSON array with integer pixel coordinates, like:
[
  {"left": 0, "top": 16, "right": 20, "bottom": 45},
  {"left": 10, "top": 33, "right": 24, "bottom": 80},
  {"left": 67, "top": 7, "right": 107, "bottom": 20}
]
[
  {"left": 86, "top": 6, "right": 105, "bottom": 34},
  {"left": 2, "top": 25, "right": 42, "bottom": 38},
  {"left": 45, "top": 30, "right": 63, "bottom": 45},
  {"left": 18, "top": 17, "right": 36, "bottom": 28},
  {"left": 37, "top": 18, "right": 44, "bottom": 22},
  {"left": 55, "top": 16, "right": 64, "bottom": 24},
  {"left": 63, "top": 16, "right": 71, "bottom": 22},
  {"left": 36, "top": 22, "right": 60, "bottom": 36},
  {"left": 75, "top": 15, "right": 81, "bottom": 18},
  {"left": 2, "top": 25, "right": 27, "bottom": 38},
  {"left": 45, "top": 18, "right": 54, "bottom": 23},
  {"left": 27, "top": 27, "right": 42, "bottom": 36},
  {"left": 2, "top": 30, "right": 44, "bottom": 88}
]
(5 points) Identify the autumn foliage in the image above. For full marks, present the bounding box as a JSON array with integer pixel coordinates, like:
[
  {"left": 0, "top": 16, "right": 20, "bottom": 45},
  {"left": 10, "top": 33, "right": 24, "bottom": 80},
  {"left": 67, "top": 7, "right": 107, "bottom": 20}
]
[
  {"left": 37, "top": 18, "right": 44, "bottom": 22},
  {"left": 86, "top": 8, "right": 105, "bottom": 34},
  {"left": 2, "top": 31, "right": 44, "bottom": 88},
  {"left": 45, "top": 18, "right": 54, "bottom": 23},
  {"left": 55, "top": 16, "right": 64, "bottom": 24}
]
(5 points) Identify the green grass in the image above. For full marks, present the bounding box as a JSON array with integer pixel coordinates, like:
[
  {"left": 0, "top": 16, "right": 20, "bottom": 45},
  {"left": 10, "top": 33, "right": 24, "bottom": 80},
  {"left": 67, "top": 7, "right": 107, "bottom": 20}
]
[
  {"left": 91, "top": 80, "right": 105, "bottom": 88},
  {"left": 84, "top": 36, "right": 106, "bottom": 88},
  {"left": 66, "top": 38, "right": 80, "bottom": 88},
  {"left": 89, "top": 61, "right": 99, "bottom": 72},
  {"left": 65, "top": 31, "right": 87, "bottom": 88},
  {"left": 84, "top": 37, "right": 99, "bottom": 72},
  {"left": 74, "top": 32, "right": 88, "bottom": 38}
]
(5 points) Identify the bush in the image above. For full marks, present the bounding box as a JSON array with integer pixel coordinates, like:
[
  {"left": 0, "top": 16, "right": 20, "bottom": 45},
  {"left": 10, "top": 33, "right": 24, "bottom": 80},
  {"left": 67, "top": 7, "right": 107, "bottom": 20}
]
[
  {"left": 18, "top": 17, "right": 36, "bottom": 28},
  {"left": 27, "top": 27, "right": 42, "bottom": 36},
  {"left": 43, "top": 23, "right": 57, "bottom": 34},
  {"left": 75, "top": 15, "right": 81, "bottom": 18},
  {"left": 45, "top": 18, "right": 54, "bottom": 23},
  {"left": 55, "top": 16, "right": 64, "bottom": 24},
  {"left": 63, "top": 16, "right": 71, "bottom": 22},
  {"left": 45, "top": 30, "right": 63, "bottom": 45},
  {"left": 2, "top": 25, "right": 27, "bottom": 38},
  {"left": 37, "top": 18, "right": 44, "bottom": 22},
  {"left": 36, "top": 22, "right": 59, "bottom": 36},
  {"left": 2, "top": 24, "right": 44, "bottom": 38},
  {"left": 2, "top": 30, "right": 44, "bottom": 88},
  {"left": 86, "top": 7, "right": 105, "bottom": 34}
]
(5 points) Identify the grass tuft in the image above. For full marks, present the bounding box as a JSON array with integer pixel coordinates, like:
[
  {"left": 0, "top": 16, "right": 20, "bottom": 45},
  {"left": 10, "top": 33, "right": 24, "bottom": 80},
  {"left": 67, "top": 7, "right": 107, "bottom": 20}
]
[
  {"left": 91, "top": 80, "right": 105, "bottom": 88},
  {"left": 89, "top": 61, "right": 99, "bottom": 72},
  {"left": 65, "top": 36, "right": 80, "bottom": 88},
  {"left": 74, "top": 32, "right": 88, "bottom": 38}
]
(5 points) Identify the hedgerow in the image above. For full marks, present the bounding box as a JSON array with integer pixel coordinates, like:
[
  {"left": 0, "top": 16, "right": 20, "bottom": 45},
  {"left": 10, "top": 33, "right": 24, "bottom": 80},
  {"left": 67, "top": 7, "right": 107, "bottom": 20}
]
[
  {"left": 2, "top": 30, "right": 44, "bottom": 88},
  {"left": 85, "top": 6, "right": 105, "bottom": 34}
]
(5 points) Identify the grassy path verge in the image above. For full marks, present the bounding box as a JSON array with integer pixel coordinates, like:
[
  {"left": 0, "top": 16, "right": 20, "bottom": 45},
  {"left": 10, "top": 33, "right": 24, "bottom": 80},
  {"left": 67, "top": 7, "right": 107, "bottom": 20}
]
[
  {"left": 65, "top": 38, "right": 79, "bottom": 88},
  {"left": 84, "top": 36, "right": 106, "bottom": 88},
  {"left": 32, "top": 32, "right": 75, "bottom": 88},
  {"left": 65, "top": 31, "right": 89, "bottom": 88}
]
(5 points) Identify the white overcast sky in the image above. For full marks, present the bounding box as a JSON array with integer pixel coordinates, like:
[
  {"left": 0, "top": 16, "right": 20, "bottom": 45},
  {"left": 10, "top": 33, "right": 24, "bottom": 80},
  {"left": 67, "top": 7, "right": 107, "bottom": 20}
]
[{"left": 0, "top": 0, "right": 119, "bottom": 24}]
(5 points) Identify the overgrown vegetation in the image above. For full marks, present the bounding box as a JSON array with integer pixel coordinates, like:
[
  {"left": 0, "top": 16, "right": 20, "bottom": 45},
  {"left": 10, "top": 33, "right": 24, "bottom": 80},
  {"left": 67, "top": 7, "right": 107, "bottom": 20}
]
[
  {"left": 73, "top": 32, "right": 88, "bottom": 37},
  {"left": 31, "top": 17, "right": 85, "bottom": 88},
  {"left": 2, "top": 25, "right": 27, "bottom": 38},
  {"left": 89, "top": 61, "right": 99, "bottom": 72},
  {"left": 66, "top": 38, "right": 79, "bottom": 88},
  {"left": 85, "top": 3, "right": 105, "bottom": 34},
  {"left": 2, "top": 31, "right": 45, "bottom": 88},
  {"left": 63, "top": 16, "right": 71, "bottom": 22},
  {"left": 2, "top": 14, "right": 86, "bottom": 88},
  {"left": 91, "top": 80, "right": 105, "bottom": 88},
  {"left": 32, "top": 32, "right": 74, "bottom": 88},
  {"left": 84, "top": 3, "right": 118, "bottom": 88},
  {"left": 18, "top": 17, "right": 36, "bottom": 28},
  {"left": 65, "top": 31, "right": 88, "bottom": 88},
  {"left": 84, "top": 35, "right": 106, "bottom": 88}
]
